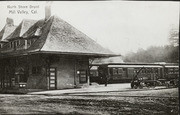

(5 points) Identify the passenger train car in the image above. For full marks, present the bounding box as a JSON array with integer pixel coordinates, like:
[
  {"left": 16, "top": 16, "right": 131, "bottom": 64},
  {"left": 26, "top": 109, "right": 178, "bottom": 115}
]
[{"left": 90, "top": 63, "right": 179, "bottom": 88}]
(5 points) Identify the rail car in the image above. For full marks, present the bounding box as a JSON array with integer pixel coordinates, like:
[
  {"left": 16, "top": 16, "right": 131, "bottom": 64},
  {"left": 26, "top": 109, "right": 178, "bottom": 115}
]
[
  {"left": 89, "top": 63, "right": 179, "bottom": 88},
  {"left": 163, "top": 65, "right": 179, "bottom": 88}
]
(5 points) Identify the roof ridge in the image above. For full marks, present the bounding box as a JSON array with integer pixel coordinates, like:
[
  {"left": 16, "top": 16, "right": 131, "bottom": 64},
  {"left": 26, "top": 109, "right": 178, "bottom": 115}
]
[
  {"left": 18, "top": 21, "right": 24, "bottom": 37},
  {"left": 22, "top": 19, "right": 45, "bottom": 38},
  {"left": 27, "top": 16, "right": 55, "bottom": 52},
  {"left": 52, "top": 15, "right": 110, "bottom": 53},
  {"left": 7, "top": 19, "right": 37, "bottom": 40},
  {"left": 39, "top": 16, "right": 55, "bottom": 51},
  {"left": 0, "top": 26, "right": 5, "bottom": 41},
  {"left": 6, "top": 21, "right": 23, "bottom": 40},
  {"left": 22, "top": 18, "right": 37, "bottom": 22},
  {"left": 20, "top": 19, "right": 34, "bottom": 37},
  {"left": 1, "top": 24, "right": 17, "bottom": 41}
]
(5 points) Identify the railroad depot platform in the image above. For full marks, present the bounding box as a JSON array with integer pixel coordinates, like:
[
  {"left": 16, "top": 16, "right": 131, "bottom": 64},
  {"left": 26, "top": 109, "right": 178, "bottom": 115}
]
[{"left": 28, "top": 83, "right": 167, "bottom": 95}]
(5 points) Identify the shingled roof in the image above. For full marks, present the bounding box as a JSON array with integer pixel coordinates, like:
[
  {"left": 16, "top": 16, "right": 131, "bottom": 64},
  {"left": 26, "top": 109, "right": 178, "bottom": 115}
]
[
  {"left": 22, "top": 19, "right": 45, "bottom": 38},
  {"left": 27, "top": 15, "right": 115, "bottom": 56},
  {"left": 0, "top": 24, "right": 17, "bottom": 42},
  {"left": 1, "top": 15, "right": 117, "bottom": 57},
  {"left": 6, "top": 19, "right": 37, "bottom": 40}
]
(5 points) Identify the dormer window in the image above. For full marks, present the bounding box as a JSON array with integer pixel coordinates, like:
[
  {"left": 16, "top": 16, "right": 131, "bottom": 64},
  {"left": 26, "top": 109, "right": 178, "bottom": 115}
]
[
  {"left": 27, "top": 39, "right": 31, "bottom": 46},
  {"left": 9, "top": 40, "right": 20, "bottom": 49},
  {"left": 16, "top": 40, "right": 20, "bottom": 46},
  {"left": 13, "top": 41, "right": 16, "bottom": 48},
  {"left": 27, "top": 38, "right": 36, "bottom": 47},
  {"left": 10, "top": 42, "right": 13, "bottom": 48}
]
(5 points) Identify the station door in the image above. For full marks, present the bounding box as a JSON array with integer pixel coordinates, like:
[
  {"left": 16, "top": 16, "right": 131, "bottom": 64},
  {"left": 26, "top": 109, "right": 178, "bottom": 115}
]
[{"left": 47, "top": 67, "right": 57, "bottom": 90}]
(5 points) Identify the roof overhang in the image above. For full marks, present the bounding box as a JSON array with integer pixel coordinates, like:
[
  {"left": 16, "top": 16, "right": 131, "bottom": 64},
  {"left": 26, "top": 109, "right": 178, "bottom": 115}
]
[
  {"left": 0, "top": 50, "right": 120, "bottom": 59},
  {"left": 108, "top": 64, "right": 163, "bottom": 68},
  {"left": 29, "top": 51, "right": 120, "bottom": 58},
  {"left": 0, "top": 40, "right": 8, "bottom": 43}
]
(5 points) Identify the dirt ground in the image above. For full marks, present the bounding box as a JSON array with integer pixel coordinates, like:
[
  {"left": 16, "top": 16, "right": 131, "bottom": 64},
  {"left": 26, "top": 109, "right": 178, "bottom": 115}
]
[{"left": 0, "top": 87, "right": 179, "bottom": 115}]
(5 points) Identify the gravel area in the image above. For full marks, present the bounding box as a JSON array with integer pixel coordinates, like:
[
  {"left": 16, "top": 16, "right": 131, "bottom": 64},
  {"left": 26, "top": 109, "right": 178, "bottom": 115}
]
[{"left": 0, "top": 84, "right": 179, "bottom": 115}]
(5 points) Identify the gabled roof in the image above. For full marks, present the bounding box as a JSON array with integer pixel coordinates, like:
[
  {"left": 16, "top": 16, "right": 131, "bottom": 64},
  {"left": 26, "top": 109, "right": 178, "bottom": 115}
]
[
  {"left": 22, "top": 19, "right": 45, "bottom": 38},
  {"left": 28, "top": 16, "right": 115, "bottom": 56},
  {"left": 0, "top": 24, "right": 17, "bottom": 42},
  {"left": 6, "top": 19, "right": 37, "bottom": 40}
]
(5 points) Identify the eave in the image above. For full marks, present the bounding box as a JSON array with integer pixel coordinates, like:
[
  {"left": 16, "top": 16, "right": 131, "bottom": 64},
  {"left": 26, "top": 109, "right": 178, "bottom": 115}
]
[{"left": 0, "top": 50, "right": 119, "bottom": 59}]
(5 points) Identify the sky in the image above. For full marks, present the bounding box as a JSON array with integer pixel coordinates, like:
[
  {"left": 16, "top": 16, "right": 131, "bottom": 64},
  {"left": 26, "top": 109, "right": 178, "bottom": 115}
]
[{"left": 0, "top": 1, "right": 179, "bottom": 55}]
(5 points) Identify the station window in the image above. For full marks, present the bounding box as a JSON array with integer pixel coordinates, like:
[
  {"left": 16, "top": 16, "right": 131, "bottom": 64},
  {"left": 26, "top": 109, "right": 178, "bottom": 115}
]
[
  {"left": 19, "top": 74, "right": 27, "bottom": 82},
  {"left": 78, "top": 70, "right": 87, "bottom": 83},
  {"left": 32, "top": 66, "right": 41, "bottom": 74}
]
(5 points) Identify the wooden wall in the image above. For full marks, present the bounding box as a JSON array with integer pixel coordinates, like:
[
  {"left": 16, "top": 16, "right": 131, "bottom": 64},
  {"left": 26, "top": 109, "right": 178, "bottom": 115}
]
[{"left": 0, "top": 54, "right": 89, "bottom": 91}]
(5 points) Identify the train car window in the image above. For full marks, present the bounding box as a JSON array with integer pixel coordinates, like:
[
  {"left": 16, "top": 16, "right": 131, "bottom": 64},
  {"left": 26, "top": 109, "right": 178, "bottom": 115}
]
[
  {"left": 90, "top": 71, "right": 98, "bottom": 77},
  {"left": 174, "top": 68, "right": 179, "bottom": 74},
  {"left": 109, "top": 68, "right": 113, "bottom": 75},
  {"left": 146, "top": 69, "right": 149, "bottom": 73},
  {"left": 118, "top": 68, "right": 123, "bottom": 74},
  {"left": 113, "top": 68, "right": 118, "bottom": 75},
  {"left": 149, "top": 68, "right": 153, "bottom": 73},
  {"left": 90, "top": 71, "right": 93, "bottom": 75},
  {"left": 168, "top": 68, "right": 174, "bottom": 74},
  {"left": 128, "top": 68, "right": 134, "bottom": 73},
  {"left": 134, "top": 68, "right": 138, "bottom": 73},
  {"left": 90, "top": 71, "right": 96, "bottom": 77},
  {"left": 174, "top": 68, "right": 178, "bottom": 71},
  {"left": 123, "top": 68, "right": 127, "bottom": 72},
  {"left": 96, "top": 71, "right": 99, "bottom": 76},
  {"left": 145, "top": 69, "right": 147, "bottom": 73},
  {"left": 165, "top": 68, "right": 168, "bottom": 74},
  {"left": 154, "top": 68, "right": 158, "bottom": 73},
  {"left": 142, "top": 69, "right": 145, "bottom": 73}
]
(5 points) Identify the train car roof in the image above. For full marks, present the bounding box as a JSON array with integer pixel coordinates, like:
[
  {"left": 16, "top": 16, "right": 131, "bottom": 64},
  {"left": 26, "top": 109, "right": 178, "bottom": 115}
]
[
  {"left": 164, "top": 65, "right": 179, "bottom": 68},
  {"left": 107, "top": 65, "right": 163, "bottom": 68},
  {"left": 90, "top": 66, "right": 98, "bottom": 70}
]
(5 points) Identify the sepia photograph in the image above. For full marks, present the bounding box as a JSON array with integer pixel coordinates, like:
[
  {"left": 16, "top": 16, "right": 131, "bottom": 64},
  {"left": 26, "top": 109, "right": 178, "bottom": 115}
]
[{"left": 0, "top": 1, "right": 179, "bottom": 114}]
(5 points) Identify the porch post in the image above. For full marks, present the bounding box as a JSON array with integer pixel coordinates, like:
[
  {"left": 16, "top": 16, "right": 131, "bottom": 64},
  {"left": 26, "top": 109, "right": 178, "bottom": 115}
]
[{"left": 87, "top": 58, "right": 90, "bottom": 85}]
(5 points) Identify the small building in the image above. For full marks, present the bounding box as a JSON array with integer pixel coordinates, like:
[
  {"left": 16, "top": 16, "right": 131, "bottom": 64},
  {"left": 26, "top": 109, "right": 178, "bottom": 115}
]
[{"left": 0, "top": 6, "right": 115, "bottom": 92}]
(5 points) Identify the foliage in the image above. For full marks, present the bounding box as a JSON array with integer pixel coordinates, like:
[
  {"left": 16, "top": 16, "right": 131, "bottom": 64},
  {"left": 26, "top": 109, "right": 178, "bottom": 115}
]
[
  {"left": 168, "top": 27, "right": 179, "bottom": 47},
  {"left": 123, "top": 26, "right": 179, "bottom": 63},
  {"left": 123, "top": 45, "right": 179, "bottom": 63}
]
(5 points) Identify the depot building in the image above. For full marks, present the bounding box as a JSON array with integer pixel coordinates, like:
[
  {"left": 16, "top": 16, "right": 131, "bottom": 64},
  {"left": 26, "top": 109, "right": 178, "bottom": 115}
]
[{"left": 0, "top": 6, "right": 115, "bottom": 92}]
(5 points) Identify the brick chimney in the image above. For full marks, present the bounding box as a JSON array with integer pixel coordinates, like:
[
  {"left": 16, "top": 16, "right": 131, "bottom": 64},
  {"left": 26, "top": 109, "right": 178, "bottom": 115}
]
[
  {"left": 6, "top": 17, "right": 14, "bottom": 26},
  {"left": 45, "top": 2, "right": 52, "bottom": 21}
]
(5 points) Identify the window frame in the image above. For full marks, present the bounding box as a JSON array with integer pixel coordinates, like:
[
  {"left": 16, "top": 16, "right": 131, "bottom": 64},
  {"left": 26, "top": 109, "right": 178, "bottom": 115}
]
[
  {"left": 32, "top": 66, "right": 41, "bottom": 75},
  {"left": 78, "top": 70, "right": 87, "bottom": 83}
]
